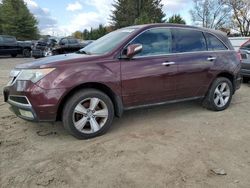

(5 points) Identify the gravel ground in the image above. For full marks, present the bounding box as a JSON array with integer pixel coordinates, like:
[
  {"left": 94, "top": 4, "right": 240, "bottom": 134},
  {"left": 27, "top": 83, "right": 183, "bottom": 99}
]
[{"left": 0, "top": 57, "right": 250, "bottom": 188}]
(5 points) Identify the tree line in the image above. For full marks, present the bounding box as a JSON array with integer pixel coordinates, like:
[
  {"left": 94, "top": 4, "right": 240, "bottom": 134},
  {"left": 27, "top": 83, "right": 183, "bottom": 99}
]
[
  {"left": 0, "top": 0, "right": 249, "bottom": 41},
  {"left": 0, "top": 0, "right": 39, "bottom": 40}
]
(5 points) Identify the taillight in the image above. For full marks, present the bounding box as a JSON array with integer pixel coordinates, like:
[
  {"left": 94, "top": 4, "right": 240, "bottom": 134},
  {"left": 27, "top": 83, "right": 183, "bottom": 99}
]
[{"left": 237, "top": 51, "right": 242, "bottom": 62}]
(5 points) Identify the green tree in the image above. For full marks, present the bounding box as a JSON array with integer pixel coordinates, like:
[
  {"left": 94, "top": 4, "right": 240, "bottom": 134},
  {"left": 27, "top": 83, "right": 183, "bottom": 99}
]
[
  {"left": 72, "top": 31, "right": 83, "bottom": 39},
  {"left": 75, "top": 24, "right": 111, "bottom": 40},
  {"left": 0, "top": 0, "right": 39, "bottom": 40},
  {"left": 111, "top": 0, "right": 166, "bottom": 28},
  {"left": 167, "top": 14, "right": 186, "bottom": 24}
]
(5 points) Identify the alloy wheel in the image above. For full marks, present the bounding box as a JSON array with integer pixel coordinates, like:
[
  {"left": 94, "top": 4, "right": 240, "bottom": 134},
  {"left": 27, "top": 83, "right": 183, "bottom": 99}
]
[
  {"left": 72, "top": 97, "right": 109, "bottom": 134},
  {"left": 213, "top": 82, "right": 230, "bottom": 108}
]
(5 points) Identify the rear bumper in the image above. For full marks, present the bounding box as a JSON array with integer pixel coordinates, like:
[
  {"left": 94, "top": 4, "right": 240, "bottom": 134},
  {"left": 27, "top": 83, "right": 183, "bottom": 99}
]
[
  {"left": 240, "top": 68, "right": 250, "bottom": 78},
  {"left": 32, "top": 49, "right": 45, "bottom": 58}
]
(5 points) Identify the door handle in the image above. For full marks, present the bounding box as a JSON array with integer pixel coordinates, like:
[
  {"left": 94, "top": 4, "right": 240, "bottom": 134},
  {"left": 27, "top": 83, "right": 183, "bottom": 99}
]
[
  {"left": 207, "top": 57, "right": 217, "bottom": 61},
  {"left": 162, "top": 62, "right": 176, "bottom": 66}
]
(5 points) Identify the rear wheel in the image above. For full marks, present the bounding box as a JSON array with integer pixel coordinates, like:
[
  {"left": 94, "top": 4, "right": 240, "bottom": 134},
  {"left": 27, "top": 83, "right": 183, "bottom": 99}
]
[
  {"left": 203, "top": 77, "right": 233, "bottom": 111},
  {"left": 23, "top": 49, "right": 31, "bottom": 57},
  {"left": 62, "top": 89, "right": 114, "bottom": 139}
]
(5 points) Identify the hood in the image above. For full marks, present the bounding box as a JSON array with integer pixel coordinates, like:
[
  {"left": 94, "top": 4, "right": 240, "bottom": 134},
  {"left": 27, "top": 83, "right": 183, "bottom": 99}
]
[{"left": 16, "top": 53, "right": 100, "bottom": 69}]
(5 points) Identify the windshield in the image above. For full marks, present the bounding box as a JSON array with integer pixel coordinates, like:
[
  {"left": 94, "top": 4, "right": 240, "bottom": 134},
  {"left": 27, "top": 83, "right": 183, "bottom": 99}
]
[{"left": 78, "top": 28, "right": 137, "bottom": 55}]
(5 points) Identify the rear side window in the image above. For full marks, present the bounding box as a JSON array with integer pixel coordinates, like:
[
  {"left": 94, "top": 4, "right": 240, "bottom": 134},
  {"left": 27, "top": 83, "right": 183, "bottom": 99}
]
[
  {"left": 173, "top": 29, "right": 206, "bottom": 53},
  {"left": 130, "top": 28, "right": 172, "bottom": 56},
  {"left": 3, "top": 37, "right": 16, "bottom": 43},
  {"left": 69, "top": 39, "right": 78, "bottom": 44},
  {"left": 60, "top": 38, "right": 68, "bottom": 44},
  {"left": 205, "top": 33, "right": 227, "bottom": 51}
]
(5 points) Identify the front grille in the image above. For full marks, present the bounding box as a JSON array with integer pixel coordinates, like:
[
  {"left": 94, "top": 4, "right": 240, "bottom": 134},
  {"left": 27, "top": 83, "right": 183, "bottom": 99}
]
[{"left": 9, "top": 96, "right": 30, "bottom": 105}]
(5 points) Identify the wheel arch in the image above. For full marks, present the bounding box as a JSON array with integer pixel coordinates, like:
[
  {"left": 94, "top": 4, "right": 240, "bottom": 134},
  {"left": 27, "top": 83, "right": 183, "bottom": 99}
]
[
  {"left": 56, "top": 82, "right": 124, "bottom": 121},
  {"left": 216, "top": 72, "right": 235, "bottom": 90}
]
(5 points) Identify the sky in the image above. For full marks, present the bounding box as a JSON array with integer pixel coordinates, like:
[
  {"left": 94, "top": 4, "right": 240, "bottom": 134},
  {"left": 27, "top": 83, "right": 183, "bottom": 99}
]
[{"left": 21, "top": 0, "right": 194, "bottom": 36}]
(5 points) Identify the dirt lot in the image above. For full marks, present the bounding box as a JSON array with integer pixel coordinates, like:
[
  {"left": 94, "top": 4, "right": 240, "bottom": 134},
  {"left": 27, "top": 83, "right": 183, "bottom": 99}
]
[{"left": 0, "top": 57, "right": 250, "bottom": 188}]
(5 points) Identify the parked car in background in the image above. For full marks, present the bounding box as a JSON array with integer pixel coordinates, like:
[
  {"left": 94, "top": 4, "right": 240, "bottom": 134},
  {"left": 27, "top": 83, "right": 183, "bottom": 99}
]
[
  {"left": 52, "top": 37, "right": 85, "bottom": 55},
  {"left": 32, "top": 37, "right": 87, "bottom": 58},
  {"left": 4, "top": 24, "right": 242, "bottom": 139},
  {"left": 81, "top": 40, "right": 94, "bottom": 48},
  {"left": 239, "top": 39, "right": 250, "bottom": 83},
  {"left": 229, "top": 37, "right": 250, "bottom": 51},
  {"left": 32, "top": 37, "right": 57, "bottom": 58},
  {"left": 0, "top": 35, "right": 32, "bottom": 57}
]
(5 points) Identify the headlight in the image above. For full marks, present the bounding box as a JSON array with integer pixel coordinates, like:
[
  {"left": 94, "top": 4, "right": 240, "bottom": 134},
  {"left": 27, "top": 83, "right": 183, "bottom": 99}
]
[{"left": 17, "top": 68, "right": 55, "bottom": 83}]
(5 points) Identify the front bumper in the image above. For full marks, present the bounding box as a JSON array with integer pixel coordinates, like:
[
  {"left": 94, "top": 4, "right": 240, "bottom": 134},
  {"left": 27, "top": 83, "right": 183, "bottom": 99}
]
[
  {"left": 32, "top": 49, "right": 45, "bottom": 58},
  {"left": 3, "top": 81, "right": 66, "bottom": 122}
]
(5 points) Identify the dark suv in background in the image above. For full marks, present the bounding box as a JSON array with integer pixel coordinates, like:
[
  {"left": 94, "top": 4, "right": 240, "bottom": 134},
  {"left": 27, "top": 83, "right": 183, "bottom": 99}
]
[
  {"left": 239, "top": 39, "right": 250, "bottom": 82},
  {"left": 0, "top": 35, "right": 32, "bottom": 57},
  {"left": 4, "top": 24, "right": 242, "bottom": 139},
  {"left": 32, "top": 37, "right": 86, "bottom": 58}
]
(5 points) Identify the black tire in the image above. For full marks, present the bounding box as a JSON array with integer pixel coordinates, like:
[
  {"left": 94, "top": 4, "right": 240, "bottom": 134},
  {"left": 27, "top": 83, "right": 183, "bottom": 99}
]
[
  {"left": 203, "top": 77, "right": 233, "bottom": 111},
  {"left": 62, "top": 89, "right": 114, "bottom": 139},
  {"left": 11, "top": 54, "right": 17, "bottom": 57},
  {"left": 243, "top": 77, "right": 250, "bottom": 83},
  {"left": 23, "top": 48, "right": 31, "bottom": 57}
]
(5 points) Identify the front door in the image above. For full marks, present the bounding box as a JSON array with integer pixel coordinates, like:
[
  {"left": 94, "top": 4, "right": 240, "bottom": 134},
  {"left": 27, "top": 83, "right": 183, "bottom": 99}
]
[{"left": 121, "top": 28, "right": 178, "bottom": 108}]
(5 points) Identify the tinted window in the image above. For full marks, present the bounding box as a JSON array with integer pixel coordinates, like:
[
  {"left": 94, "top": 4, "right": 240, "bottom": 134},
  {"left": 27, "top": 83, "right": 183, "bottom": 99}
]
[
  {"left": 60, "top": 39, "right": 68, "bottom": 44},
  {"left": 3, "top": 37, "right": 16, "bottom": 43},
  {"left": 0, "top": 37, "right": 3, "bottom": 43},
  {"left": 173, "top": 29, "right": 206, "bottom": 53},
  {"left": 130, "top": 28, "right": 172, "bottom": 56},
  {"left": 69, "top": 39, "right": 78, "bottom": 44},
  {"left": 205, "top": 33, "right": 227, "bottom": 51}
]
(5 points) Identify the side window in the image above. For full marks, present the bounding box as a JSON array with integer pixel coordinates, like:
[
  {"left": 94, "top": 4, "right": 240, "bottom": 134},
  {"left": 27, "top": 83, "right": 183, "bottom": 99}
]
[
  {"left": 173, "top": 29, "right": 206, "bottom": 53},
  {"left": 60, "top": 38, "right": 68, "bottom": 45},
  {"left": 129, "top": 28, "right": 172, "bottom": 56},
  {"left": 0, "top": 37, "right": 3, "bottom": 44},
  {"left": 69, "top": 39, "right": 78, "bottom": 44},
  {"left": 205, "top": 33, "right": 227, "bottom": 51},
  {"left": 3, "top": 37, "right": 16, "bottom": 43}
]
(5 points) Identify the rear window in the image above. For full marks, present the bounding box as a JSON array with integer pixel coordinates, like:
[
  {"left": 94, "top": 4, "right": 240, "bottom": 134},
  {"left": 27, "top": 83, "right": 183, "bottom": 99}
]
[
  {"left": 172, "top": 29, "right": 206, "bottom": 53},
  {"left": 205, "top": 33, "right": 227, "bottom": 51}
]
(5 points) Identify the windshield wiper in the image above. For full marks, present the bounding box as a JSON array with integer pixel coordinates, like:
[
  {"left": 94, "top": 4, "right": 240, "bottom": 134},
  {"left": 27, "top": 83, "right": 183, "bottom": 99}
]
[{"left": 77, "top": 50, "right": 91, "bottom": 55}]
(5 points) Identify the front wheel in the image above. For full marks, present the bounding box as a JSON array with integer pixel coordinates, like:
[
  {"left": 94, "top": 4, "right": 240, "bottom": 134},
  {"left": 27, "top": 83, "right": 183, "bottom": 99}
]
[
  {"left": 203, "top": 77, "right": 233, "bottom": 111},
  {"left": 62, "top": 89, "right": 114, "bottom": 139}
]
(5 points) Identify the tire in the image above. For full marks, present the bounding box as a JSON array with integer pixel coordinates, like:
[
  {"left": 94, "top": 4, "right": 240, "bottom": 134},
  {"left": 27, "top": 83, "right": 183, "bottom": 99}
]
[
  {"left": 243, "top": 77, "right": 250, "bottom": 83},
  {"left": 203, "top": 77, "right": 233, "bottom": 111},
  {"left": 62, "top": 89, "right": 114, "bottom": 139},
  {"left": 11, "top": 54, "right": 17, "bottom": 57},
  {"left": 23, "top": 49, "right": 31, "bottom": 57}
]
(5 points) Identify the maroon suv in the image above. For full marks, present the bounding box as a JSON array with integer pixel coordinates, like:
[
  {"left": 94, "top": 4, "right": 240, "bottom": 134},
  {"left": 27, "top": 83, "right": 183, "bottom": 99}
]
[{"left": 4, "top": 24, "right": 242, "bottom": 139}]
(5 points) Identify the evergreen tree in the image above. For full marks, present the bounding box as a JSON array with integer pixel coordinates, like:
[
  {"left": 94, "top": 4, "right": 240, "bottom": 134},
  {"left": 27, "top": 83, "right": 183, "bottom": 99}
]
[
  {"left": 167, "top": 14, "right": 186, "bottom": 24},
  {"left": 111, "top": 0, "right": 166, "bottom": 28},
  {"left": 0, "top": 0, "right": 39, "bottom": 40}
]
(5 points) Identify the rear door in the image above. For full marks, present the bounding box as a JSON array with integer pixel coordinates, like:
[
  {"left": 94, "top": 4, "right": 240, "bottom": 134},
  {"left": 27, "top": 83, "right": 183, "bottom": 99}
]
[
  {"left": 121, "top": 27, "right": 178, "bottom": 107},
  {"left": 172, "top": 28, "right": 215, "bottom": 99}
]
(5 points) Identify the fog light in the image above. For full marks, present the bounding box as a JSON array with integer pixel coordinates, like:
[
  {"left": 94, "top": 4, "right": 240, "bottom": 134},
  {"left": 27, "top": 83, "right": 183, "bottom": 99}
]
[{"left": 19, "top": 109, "right": 34, "bottom": 119}]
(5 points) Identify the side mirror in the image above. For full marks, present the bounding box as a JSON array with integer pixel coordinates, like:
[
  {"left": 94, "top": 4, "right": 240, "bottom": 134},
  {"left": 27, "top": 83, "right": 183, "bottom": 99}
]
[{"left": 126, "top": 44, "right": 142, "bottom": 59}]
